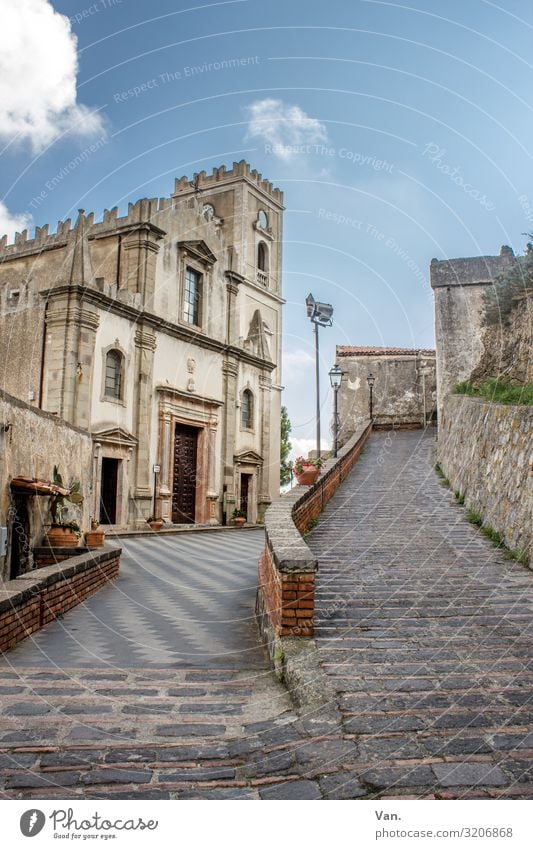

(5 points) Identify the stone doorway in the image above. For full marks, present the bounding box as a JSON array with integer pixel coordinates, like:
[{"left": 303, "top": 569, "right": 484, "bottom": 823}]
[
  {"left": 100, "top": 457, "right": 119, "bottom": 524},
  {"left": 172, "top": 423, "right": 198, "bottom": 524},
  {"left": 240, "top": 473, "right": 253, "bottom": 521}
]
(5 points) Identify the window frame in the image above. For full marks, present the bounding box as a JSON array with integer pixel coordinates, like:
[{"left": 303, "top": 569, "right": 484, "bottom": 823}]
[
  {"left": 183, "top": 265, "right": 202, "bottom": 327},
  {"left": 101, "top": 343, "right": 127, "bottom": 406},
  {"left": 240, "top": 387, "right": 254, "bottom": 431}
]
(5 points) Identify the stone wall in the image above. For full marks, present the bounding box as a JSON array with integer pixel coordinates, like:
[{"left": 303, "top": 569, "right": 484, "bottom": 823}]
[
  {"left": 0, "top": 390, "right": 93, "bottom": 581},
  {"left": 430, "top": 246, "right": 516, "bottom": 415},
  {"left": 336, "top": 347, "right": 436, "bottom": 442},
  {"left": 0, "top": 546, "right": 121, "bottom": 652},
  {"left": 470, "top": 291, "right": 533, "bottom": 386},
  {"left": 438, "top": 395, "right": 533, "bottom": 562},
  {"left": 256, "top": 421, "right": 371, "bottom": 678}
]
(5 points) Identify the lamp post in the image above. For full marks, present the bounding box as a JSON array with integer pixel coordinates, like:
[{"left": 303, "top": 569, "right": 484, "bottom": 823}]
[
  {"left": 306, "top": 293, "right": 334, "bottom": 459},
  {"left": 366, "top": 373, "right": 375, "bottom": 422},
  {"left": 152, "top": 464, "right": 160, "bottom": 518},
  {"left": 328, "top": 363, "right": 344, "bottom": 457}
]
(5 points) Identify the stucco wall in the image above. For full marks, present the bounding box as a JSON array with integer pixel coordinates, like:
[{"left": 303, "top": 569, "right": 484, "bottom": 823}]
[
  {"left": 0, "top": 391, "right": 92, "bottom": 580},
  {"left": 337, "top": 351, "right": 436, "bottom": 443},
  {"left": 438, "top": 395, "right": 533, "bottom": 562}
]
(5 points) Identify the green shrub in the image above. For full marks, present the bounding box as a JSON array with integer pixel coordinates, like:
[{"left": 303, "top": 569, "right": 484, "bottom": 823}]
[{"left": 455, "top": 379, "right": 533, "bottom": 406}]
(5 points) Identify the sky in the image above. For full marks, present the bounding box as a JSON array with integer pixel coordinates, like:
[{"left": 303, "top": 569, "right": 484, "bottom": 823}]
[{"left": 1, "top": 0, "right": 533, "bottom": 458}]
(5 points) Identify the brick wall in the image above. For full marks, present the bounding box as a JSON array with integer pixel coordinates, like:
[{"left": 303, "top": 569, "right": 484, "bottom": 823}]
[
  {"left": 0, "top": 547, "right": 121, "bottom": 653},
  {"left": 256, "top": 421, "right": 371, "bottom": 673}
]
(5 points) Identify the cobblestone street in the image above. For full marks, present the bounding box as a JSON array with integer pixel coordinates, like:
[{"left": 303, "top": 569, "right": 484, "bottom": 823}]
[
  {"left": 1, "top": 432, "right": 532, "bottom": 799},
  {"left": 309, "top": 430, "right": 533, "bottom": 798}
]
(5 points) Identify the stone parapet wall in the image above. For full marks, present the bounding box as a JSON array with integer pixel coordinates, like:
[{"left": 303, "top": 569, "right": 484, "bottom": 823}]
[
  {"left": 0, "top": 546, "right": 121, "bottom": 652},
  {"left": 439, "top": 395, "right": 533, "bottom": 562},
  {"left": 256, "top": 421, "right": 371, "bottom": 676}
]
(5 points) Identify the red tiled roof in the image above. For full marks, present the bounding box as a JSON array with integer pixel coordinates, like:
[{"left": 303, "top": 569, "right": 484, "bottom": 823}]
[{"left": 337, "top": 346, "right": 435, "bottom": 357}]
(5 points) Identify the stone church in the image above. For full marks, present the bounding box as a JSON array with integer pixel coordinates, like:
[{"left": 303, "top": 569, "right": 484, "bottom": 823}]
[{"left": 0, "top": 161, "right": 283, "bottom": 529}]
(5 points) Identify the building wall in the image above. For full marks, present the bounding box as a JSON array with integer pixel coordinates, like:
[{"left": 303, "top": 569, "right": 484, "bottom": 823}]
[
  {"left": 0, "top": 390, "right": 92, "bottom": 581},
  {"left": 438, "top": 395, "right": 533, "bottom": 563},
  {"left": 0, "top": 161, "right": 284, "bottom": 529},
  {"left": 429, "top": 246, "right": 516, "bottom": 413},
  {"left": 337, "top": 349, "right": 436, "bottom": 443}
]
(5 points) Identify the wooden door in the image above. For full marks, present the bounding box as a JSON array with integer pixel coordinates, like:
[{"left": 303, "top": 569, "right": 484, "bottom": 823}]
[
  {"left": 100, "top": 457, "right": 119, "bottom": 524},
  {"left": 172, "top": 424, "right": 198, "bottom": 524}
]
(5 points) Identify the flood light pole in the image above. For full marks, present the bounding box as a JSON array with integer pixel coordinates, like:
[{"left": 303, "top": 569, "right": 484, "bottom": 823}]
[{"left": 306, "top": 293, "right": 334, "bottom": 460}]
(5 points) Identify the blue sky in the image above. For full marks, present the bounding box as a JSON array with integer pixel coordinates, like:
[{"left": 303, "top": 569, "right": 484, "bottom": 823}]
[{"left": 2, "top": 0, "right": 533, "bottom": 455}]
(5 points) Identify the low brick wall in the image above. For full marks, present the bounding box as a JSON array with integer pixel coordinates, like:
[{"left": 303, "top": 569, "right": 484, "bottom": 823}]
[
  {"left": 439, "top": 395, "right": 533, "bottom": 563},
  {"left": 256, "top": 421, "right": 371, "bottom": 675},
  {"left": 0, "top": 546, "right": 121, "bottom": 652}
]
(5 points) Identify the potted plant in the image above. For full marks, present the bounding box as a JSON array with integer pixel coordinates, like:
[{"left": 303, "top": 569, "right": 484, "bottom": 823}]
[
  {"left": 44, "top": 466, "right": 84, "bottom": 547},
  {"left": 292, "top": 456, "right": 324, "bottom": 486},
  {"left": 85, "top": 517, "right": 105, "bottom": 548},
  {"left": 231, "top": 508, "right": 247, "bottom": 527},
  {"left": 147, "top": 516, "right": 164, "bottom": 531}
]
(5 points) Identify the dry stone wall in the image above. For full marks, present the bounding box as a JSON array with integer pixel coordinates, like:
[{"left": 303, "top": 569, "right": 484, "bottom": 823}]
[{"left": 438, "top": 395, "right": 533, "bottom": 562}]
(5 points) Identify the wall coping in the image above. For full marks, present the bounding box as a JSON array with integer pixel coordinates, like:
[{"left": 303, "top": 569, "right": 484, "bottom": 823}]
[
  {"left": 0, "top": 545, "right": 121, "bottom": 613},
  {"left": 264, "top": 420, "right": 371, "bottom": 574}
]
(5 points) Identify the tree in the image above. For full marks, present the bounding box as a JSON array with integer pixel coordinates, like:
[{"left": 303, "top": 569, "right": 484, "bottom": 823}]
[{"left": 280, "top": 405, "right": 292, "bottom": 486}]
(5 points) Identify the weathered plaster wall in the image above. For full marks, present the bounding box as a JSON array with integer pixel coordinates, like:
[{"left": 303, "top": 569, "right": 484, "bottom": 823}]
[
  {"left": 438, "top": 395, "right": 533, "bottom": 562},
  {"left": 430, "top": 247, "right": 516, "bottom": 414},
  {"left": 0, "top": 391, "right": 92, "bottom": 581},
  {"left": 337, "top": 349, "right": 436, "bottom": 443}
]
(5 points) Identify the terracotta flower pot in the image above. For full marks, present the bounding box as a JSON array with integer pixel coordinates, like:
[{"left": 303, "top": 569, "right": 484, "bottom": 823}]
[
  {"left": 45, "top": 526, "right": 80, "bottom": 548},
  {"left": 295, "top": 466, "right": 320, "bottom": 486},
  {"left": 149, "top": 521, "right": 164, "bottom": 531},
  {"left": 233, "top": 517, "right": 246, "bottom": 527},
  {"left": 85, "top": 530, "right": 105, "bottom": 548}
]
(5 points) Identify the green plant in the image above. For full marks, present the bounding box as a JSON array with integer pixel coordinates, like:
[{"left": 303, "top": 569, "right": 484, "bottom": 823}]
[
  {"left": 303, "top": 517, "right": 319, "bottom": 537},
  {"left": 50, "top": 466, "right": 83, "bottom": 526},
  {"left": 231, "top": 508, "right": 246, "bottom": 520},
  {"left": 454, "top": 379, "right": 533, "bottom": 406},
  {"left": 467, "top": 509, "right": 483, "bottom": 526},
  {"left": 147, "top": 516, "right": 163, "bottom": 523},
  {"left": 454, "top": 491, "right": 465, "bottom": 505},
  {"left": 292, "top": 456, "right": 325, "bottom": 474},
  {"left": 481, "top": 525, "right": 504, "bottom": 547}
]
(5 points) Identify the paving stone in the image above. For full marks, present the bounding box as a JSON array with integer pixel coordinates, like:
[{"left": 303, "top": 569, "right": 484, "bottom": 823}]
[
  {"left": 41, "top": 751, "right": 105, "bottom": 768},
  {"left": 121, "top": 704, "right": 173, "bottom": 715},
  {"left": 167, "top": 688, "right": 207, "bottom": 697},
  {"left": 178, "top": 703, "right": 243, "bottom": 715},
  {"left": 259, "top": 780, "right": 322, "bottom": 800},
  {"left": 490, "top": 733, "right": 533, "bottom": 751},
  {"left": 66, "top": 726, "right": 134, "bottom": 741},
  {"left": 0, "top": 686, "right": 26, "bottom": 694},
  {"left": 433, "top": 763, "right": 507, "bottom": 787},
  {"left": 295, "top": 738, "right": 358, "bottom": 767},
  {"left": 59, "top": 704, "right": 113, "bottom": 715},
  {"left": 1, "top": 730, "right": 59, "bottom": 743},
  {"left": 82, "top": 768, "right": 153, "bottom": 785},
  {"left": 104, "top": 749, "right": 157, "bottom": 764},
  {"left": 154, "top": 724, "right": 226, "bottom": 738},
  {"left": 343, "top": 715, "right": 426, "bottom": 734},
  {"left": 158, "top": 744, "right": 230, "bottom": 761},
  {"left": 319, "top": 771, "right": 366, "bottom": 799},
  {"left": 2, "top": 703, "right": 53, "bottom": 716},
  {"left": 159, "top": 766, "right": 236, "bottom": 782},
  {"left": 0, "top": 752, "right": 38, "bottom": 769},
  {"left": 361, "top": 765, "right": 435, "bottom": 790},
  {"left": 174, "top": 788, "right": 256, "bottom": 800},
  {"left": 423, "top": 736, "right": 492, "bottom": 756},
  {"left": 6, "top": 771, "right": 81, "bottom": 788},
  {"left": 244, "top": 750, "right": 295, "bottom": 777}
]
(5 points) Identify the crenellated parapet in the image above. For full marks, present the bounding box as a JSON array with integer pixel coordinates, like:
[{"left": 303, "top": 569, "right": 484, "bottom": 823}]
[{"left": 172, "top": 160, "right": 284, "bottom": 205}]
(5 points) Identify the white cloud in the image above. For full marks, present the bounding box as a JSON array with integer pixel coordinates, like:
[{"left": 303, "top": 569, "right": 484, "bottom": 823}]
[
  {"left": 290, "top": 437, "right": 330, "bottom": 461},
  {"left": 282, "top": 348, "right": 315, "bottom": 379},
  {"left": 0, "top": 0, "right": 104, "bottom": 151},
  {"left": 245, "top": 98, "right": 327, "bottom": 161},
  {"left": 0, "top": 202, "right": 32, "bottom": 241}
]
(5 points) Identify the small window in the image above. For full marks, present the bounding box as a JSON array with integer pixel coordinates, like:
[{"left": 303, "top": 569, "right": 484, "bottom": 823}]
[
  {"left": 105, "top": 349, "right": 123, "bottom": 399},
  {"left": 184, "top": 267, "right": 201, "bottom": 325},
  {"left": 258, "top": 210, "right": 268, "bottom": 229},
  {"left": 257, "top": 241, "right": 268, "bottom": 272},
  {"left": 241, "top": 389, "right": 253, "bottom": 429}
]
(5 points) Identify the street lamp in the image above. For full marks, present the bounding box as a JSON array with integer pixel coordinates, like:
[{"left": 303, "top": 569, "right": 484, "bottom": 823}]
[
  {"left": 328, "top": 363, "right": 344, "bottom": 457},
  {"left": 306, "top": 293, "right": 334, "bottom": 459},
  {"left": 366, "top": 373, "right": 375, "bottom": 422}
]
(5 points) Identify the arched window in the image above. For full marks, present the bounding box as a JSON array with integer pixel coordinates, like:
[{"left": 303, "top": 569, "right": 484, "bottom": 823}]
[
  {"left": 105, "top": 349, "right": 123, "bottom": 399},
  {"left": 258, "top": 210, "right": 268, "bottom": 229},
  {"left": 241, "top": 389, "right": 253, "bottom": 429},
  {"left": 257, "top": 241, "right": 268, "bottom": 272}
]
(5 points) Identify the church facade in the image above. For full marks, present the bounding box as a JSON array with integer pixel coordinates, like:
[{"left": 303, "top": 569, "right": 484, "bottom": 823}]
[{"left": 0, "top": 161, "right": 284, "bottom": 529}]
